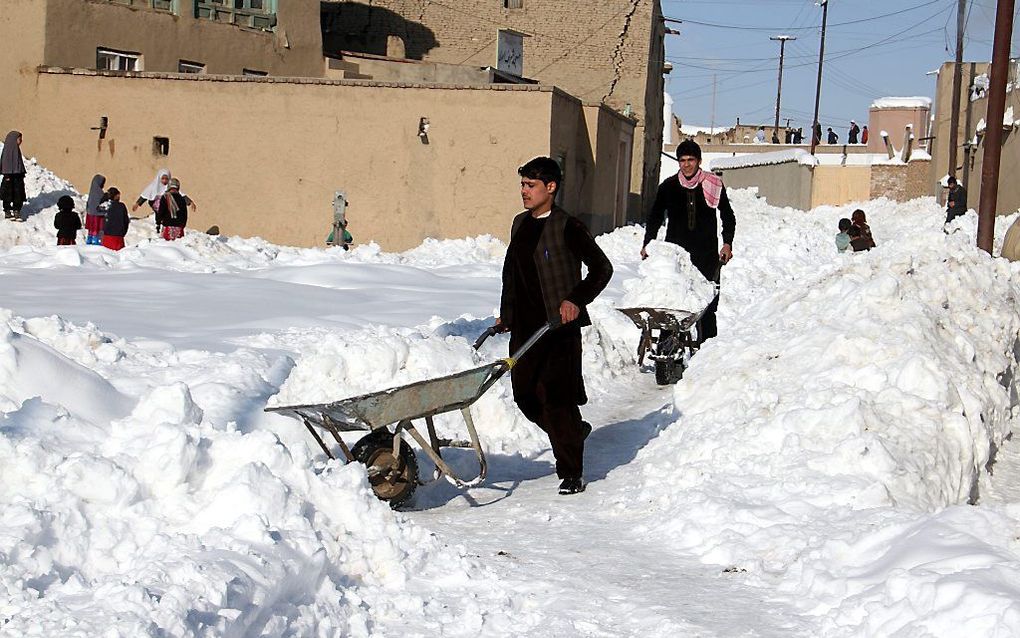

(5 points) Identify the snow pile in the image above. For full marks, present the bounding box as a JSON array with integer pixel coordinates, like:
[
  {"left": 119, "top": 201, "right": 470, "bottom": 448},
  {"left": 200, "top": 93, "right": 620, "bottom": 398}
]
[
  {"left": 609, "top": 193, "right": 1020, "bottom": 635},
  {"left": 871, "top": 96, "right": 933, "bottom": 109},
  {"left": 619, "top": 240, "right": 716, "bottom": 311},
  {"left": 0, "top": 310, "right": 539, "bottom": 636}
]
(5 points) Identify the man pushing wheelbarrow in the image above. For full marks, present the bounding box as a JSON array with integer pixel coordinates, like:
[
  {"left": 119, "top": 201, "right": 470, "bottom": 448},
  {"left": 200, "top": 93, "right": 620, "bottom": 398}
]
[{"left": 495, "top": 157, "right": 613, "bottom": 496}]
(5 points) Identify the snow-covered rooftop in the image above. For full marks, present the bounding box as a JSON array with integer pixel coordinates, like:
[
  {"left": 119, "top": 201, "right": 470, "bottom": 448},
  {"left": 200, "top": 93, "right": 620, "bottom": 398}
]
[{"left": 871, "top": 96, "right": 933, "bottom": 109}]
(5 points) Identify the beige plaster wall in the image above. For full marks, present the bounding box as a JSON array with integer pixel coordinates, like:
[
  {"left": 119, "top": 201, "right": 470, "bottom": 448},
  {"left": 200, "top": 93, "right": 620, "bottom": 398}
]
[
  {"left": 811, "top": 166, "right": 871, "bottom": 208},
  {"left": 20, "top": 70, "right": 627, "bottom": 250},
  {"left": 967, "top": 90, "right": 1020, "bottom": 217},
  {"left": 42, "top": 0, "right": 323, "bottom": 76},
  {"left": 867, "top": 107, "right": 930, "bottom": 154},
  {"left": 326, "top": 54, "right": 496, "bottom": 84},
  {"left": 321, "top": 0, "right": 665, "bottom": 223},
  {"left": 0, "top": 0, "right": 48, "bottom": 128},
  {"left": 717, "top": 162, "right": 813, "bottom": 211},
  {"left": 929, "top": 61, "right": 990, "bottom": 185}
]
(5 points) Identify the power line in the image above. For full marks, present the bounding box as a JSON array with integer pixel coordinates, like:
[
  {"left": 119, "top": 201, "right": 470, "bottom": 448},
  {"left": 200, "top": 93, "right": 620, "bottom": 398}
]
[{"left": 664, "top": 0, "right": 947, "bottom": 32}]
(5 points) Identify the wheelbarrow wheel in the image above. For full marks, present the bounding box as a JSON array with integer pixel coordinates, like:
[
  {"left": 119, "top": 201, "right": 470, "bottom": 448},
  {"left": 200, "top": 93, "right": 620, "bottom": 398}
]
[
  {"left": 654, "top": 358, "right": 684, "bottom": 385},
  {"left": 351, "top": 429, "right": 419, "bottom": 508}
]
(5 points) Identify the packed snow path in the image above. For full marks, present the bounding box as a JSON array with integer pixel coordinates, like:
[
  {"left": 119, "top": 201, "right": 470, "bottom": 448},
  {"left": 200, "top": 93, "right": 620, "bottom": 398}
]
[
  {"left": 414, "top": 381, "right": 812, "bottom": 637},
  {"left": 3, "top": 156, "right": 1020, "bottom": 636}
]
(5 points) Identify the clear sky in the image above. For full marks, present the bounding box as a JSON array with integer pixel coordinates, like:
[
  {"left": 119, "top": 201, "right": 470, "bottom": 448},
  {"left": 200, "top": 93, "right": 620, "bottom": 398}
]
[{"left": 663, "top": 0, "right": 1017, "bottom": 133}]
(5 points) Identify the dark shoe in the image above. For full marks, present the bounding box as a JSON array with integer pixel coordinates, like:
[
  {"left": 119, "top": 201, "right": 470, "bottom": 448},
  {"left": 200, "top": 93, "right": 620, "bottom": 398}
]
[
  {"left": 558, "top": 478, "right": 586, "bottom": 495},
  {"left": 581, "top": 421, "right": 592, "bottom": 440}
]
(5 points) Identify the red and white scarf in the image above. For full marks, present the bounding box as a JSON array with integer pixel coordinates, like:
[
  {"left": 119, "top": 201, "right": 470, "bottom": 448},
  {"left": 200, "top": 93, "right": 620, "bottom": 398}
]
[{"left": 678, "top": 169, "right": 723, "bottom": 209}]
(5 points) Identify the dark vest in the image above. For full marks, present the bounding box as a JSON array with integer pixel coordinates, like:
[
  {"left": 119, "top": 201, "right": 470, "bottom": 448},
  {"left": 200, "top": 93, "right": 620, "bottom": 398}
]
[{"left": 509, "top": 207, "right": 588, "bottom": 326}]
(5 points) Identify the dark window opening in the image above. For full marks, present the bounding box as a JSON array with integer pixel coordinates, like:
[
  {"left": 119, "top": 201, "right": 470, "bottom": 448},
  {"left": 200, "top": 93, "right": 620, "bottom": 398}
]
[{"left": 153, "top": 137, "right": 170, "bottom": 156}]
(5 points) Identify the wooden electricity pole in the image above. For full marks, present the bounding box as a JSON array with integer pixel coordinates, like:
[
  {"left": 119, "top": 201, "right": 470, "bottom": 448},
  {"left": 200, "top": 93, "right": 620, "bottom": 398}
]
[
  {"left": 948, "top": 0, "right": 967, "bottom": 178},
  {"left": 977, "top": 0, "right": 1015, "bottom": 253},
  {"left": 810, "top": 0, "right": 829, "bottom": 155}
]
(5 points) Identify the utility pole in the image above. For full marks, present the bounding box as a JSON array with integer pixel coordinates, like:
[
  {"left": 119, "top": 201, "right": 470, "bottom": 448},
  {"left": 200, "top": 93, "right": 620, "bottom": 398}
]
[
  {"left": 710, "top": 74, "right": 717, "bottom": 131},
  {"left": 810, "top": 0, "right": 829, "bottom": 155},
  {"left": 771, "top": 35, "right": 796, "bottom": 143},
  {"left": 977, "top": 0, "right": 1015, "bottom": 254},
  {"left": 948, "top": 0, "right": 967, "bottom": 178}
]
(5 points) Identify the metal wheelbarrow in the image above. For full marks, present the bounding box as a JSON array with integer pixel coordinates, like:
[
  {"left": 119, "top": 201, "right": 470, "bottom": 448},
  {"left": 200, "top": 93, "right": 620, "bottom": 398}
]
[
  {"left": 618, "top": 262, "right": 722, "bottom": 385},
  {"left": 266, "top": 321, "right": 556, "bottom": 508}
]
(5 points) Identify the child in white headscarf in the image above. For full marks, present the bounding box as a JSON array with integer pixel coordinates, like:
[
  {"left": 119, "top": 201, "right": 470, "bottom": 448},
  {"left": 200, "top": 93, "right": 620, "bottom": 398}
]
[{"left": 133, "top": 168, "right": 171, "bottom": 215}]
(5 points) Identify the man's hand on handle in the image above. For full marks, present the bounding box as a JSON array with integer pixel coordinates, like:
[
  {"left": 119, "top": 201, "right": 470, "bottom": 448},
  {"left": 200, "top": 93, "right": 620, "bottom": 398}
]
[
  {"left": 559, "top": 300, "right": 580, "bottom": 325},
  {"left": 719, "top": 243, "right": 733, "bottom": 265}
]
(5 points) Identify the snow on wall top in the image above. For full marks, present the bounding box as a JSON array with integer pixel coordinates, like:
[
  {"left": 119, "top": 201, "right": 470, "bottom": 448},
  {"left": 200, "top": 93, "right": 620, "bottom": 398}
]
[
  {"left": 871, "top": 96, "right": 933, "bottom": 109},
  {"left": 709, "top": 148, "right": 817, "bottom": 170},
  {"left": 680, "top": 124, "right": 731, "bottom": 135}
]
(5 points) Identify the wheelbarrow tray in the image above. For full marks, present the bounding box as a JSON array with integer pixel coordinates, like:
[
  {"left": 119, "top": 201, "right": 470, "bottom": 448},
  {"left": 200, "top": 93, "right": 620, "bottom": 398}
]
[{"left": 266, "top": 361, "right": 506, "bottom": 431}]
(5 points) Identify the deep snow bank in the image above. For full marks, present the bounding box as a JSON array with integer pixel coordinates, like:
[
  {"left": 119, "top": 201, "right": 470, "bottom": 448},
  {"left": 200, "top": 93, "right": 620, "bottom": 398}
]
[
  {"left": 0, "top": 311, "right": 543, "bottom": 636},
  {"left": 609, "top": 192, "right": 1020, "bottom": 635}
]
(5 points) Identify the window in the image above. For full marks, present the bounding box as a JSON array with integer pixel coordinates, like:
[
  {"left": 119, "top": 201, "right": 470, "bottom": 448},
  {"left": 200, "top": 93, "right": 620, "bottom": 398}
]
[
  {"left": 195, "top": 0, "right": 277, "bottom": 30},
  {"left": 503, "top": 0, "right": 524, "bottom": 8},
  {"left": 153, "top": 137, "right": 170, "bottom": 156},
  {"left": 242, "top": 68, "right": 268, "bottom": 77},
  {"left": 96, "top": 48, "right": 141, "bottom": 72},
  {"left": 178, "top": 60, "right": 206, "bottom": 74}
]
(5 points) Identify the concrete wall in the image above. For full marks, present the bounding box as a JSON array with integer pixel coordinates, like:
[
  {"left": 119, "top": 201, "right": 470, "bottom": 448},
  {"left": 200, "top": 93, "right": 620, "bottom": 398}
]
[
  {"left": 42, "top": 0, "right": 324, "bottom": 76},
  {"left": 320, "top": 0, "right": 665, "bottom": 223},
  {"left": 717, "top": 162, "right": 813, "bottom": 211},
  {"left": 11, "top": 69, "right": 630, "bottom": 251},
  {"left": 870, "top": 161, "right": 931, "bottom": 202}
]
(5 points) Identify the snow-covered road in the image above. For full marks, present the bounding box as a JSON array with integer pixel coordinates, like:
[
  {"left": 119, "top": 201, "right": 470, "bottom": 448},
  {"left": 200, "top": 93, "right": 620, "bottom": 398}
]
[{"left": 3, "top": 155, "right": 1020, "bottom": 636}]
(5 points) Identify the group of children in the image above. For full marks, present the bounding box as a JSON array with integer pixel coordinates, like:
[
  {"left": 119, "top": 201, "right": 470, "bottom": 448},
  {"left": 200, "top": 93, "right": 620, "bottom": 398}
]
[
  {"left": 53, "top": 169, "right": 194, "bottom": 249},
  {"left": 835, "top": 209, "right": 877, "bottom": 253}
]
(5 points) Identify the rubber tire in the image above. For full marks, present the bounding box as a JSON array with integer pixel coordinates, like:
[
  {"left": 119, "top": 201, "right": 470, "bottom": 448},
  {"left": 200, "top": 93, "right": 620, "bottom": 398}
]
[
  {"left": 351, "top": 429, "right": 419, "bottom": 509},
  {"left": 654, "top": 358, "right": 684, "bottom": 385}
]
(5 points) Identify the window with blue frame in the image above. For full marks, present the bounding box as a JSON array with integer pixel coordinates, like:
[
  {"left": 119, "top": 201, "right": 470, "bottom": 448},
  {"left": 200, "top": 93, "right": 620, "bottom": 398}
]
[{"left": 194, "top": 0, "right": 277, "bottom": 30}]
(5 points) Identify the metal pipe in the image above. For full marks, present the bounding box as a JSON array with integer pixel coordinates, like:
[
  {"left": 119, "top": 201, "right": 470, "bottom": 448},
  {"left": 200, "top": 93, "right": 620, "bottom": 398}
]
[{"left": 977, "top": 0, "right": 1015, "bottom": 253}]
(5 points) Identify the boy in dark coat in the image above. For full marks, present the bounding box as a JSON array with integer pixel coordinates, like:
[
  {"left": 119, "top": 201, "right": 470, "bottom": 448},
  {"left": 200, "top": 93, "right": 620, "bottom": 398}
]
[
  {"left": 497, "top": 157, "right": 613, "bottom": 495},
  {"left": 54, "top": 195, "right": 81, "bottom": 245},
  {"left": 102, "top": 187, "right": 130, "bottom": 251}
]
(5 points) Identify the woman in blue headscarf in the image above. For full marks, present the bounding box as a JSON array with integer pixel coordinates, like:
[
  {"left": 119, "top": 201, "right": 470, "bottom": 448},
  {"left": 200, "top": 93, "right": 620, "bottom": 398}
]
[{"left": 84, "top": 174, "right": 108, "bottom": 245}]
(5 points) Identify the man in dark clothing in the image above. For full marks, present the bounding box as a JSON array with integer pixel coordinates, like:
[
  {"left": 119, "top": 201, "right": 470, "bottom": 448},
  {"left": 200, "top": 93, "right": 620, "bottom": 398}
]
[
  {"left": 946, "top": 176, "right": 968, "bottom": 223},
  {"left": 642, "top": 139, "right": 735, "bottom": 340},
  {"left": 827, "top": 128, "right": 839, "bottom": 145},
  {"left": 498, "top": 157, "right": 613, "bottom": 495},
  {"left": 813, "top": 123, "right": 823, "bottom": 146},
  {"left": 848, "top": 120, "right": 860, "bottom": 144}
]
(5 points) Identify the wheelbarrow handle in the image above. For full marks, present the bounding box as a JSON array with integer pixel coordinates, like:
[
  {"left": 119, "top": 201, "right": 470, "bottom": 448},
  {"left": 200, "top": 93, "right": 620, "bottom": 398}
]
[
  {"left": 473, "top": 318, "right": 561, "bottom": 355},
  {"left": 472, "top": 325, "right": 502, "bottom": 350}
]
